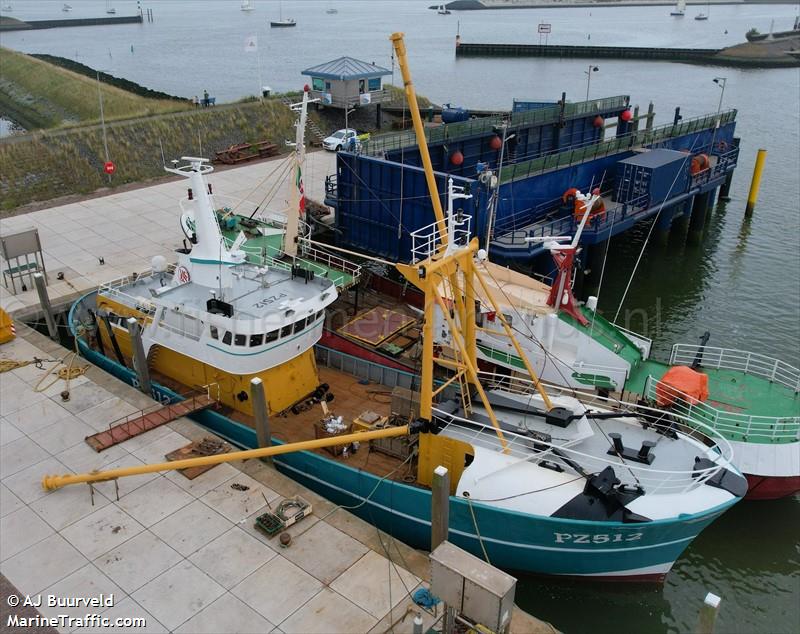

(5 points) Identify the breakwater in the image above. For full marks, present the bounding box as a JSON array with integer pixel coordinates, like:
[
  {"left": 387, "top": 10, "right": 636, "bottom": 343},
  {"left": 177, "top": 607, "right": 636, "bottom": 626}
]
[
  {"left": 0, "top": 15, "right": 143, "bottom": 31},
  {"left": 455, "top": 41, "right": 800, "bottom": 67}
]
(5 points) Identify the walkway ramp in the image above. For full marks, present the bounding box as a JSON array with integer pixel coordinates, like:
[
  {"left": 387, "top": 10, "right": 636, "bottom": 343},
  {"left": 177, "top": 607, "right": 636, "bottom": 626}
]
[{"left": 85, "top": 393, "right": 217, "bottom": 452}]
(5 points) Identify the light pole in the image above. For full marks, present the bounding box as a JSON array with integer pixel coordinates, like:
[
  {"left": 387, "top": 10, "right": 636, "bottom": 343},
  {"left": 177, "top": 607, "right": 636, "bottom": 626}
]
[
  {"left": 712, "top": 76, "right": 727, "bottom": 115},
  {"left": 584, "top": 65, "right": 599, "bottom": 103},
  {"left": 96, "top": 70, "right": 111, "bottom": 183},
  {"left": 711, "top": 76, "right": 727, "bottom": 153}
]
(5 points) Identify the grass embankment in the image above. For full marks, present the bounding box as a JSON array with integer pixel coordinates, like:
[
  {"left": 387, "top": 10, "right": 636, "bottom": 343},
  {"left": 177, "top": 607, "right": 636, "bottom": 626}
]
[
  {"left": 0, "top": 99, "right": 296, "bottom": 212},
  {"left": 0, "top": 47, "right": 190, "bottom": 129}
]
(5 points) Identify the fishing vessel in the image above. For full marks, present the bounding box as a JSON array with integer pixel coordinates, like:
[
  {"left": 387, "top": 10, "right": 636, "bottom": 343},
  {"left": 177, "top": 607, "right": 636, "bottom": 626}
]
[
  {"left": 670, "top": 0, "right": 685, "bottom": 16},
  {"left": 67, "top": 34, "right": 746, "bottom": 582}
]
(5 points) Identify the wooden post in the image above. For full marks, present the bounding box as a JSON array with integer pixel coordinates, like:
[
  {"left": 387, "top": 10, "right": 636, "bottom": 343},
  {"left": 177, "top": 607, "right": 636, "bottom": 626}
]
[
  {"left": 431, "top": 465, "right": 450, "bottom": 550},
  {"left": 126, "top": 317, "right": 151, "bottom": 395},
  {"left": 33, "top": 272, "right": 58, "bottom": 341},
  {"left": 250, "top": 377, "right": 273, "bottom": 465},
  {"left": 696, "top": 592, "right": 721, "bottom": 634}
]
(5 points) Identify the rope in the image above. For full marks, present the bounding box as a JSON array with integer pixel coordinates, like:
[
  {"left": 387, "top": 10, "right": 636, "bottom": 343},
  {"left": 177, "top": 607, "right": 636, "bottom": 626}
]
[{"left": 465, "top": 495, "right": 491, "bottom": 564}]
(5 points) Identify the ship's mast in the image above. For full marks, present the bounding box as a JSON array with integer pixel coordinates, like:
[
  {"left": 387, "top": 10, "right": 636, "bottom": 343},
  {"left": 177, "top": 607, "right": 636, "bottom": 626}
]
[
  {"left": 389, "top": 32, "right": 554, "bottom": 443},
  {"left": 284, "top": 86, "right": 312, "bottom": 259}
]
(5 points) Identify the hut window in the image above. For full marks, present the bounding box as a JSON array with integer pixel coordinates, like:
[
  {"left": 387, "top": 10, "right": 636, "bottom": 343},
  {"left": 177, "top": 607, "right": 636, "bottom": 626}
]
[
  {"left": 312, "top": 77, "right": 324, "bottom": 91},
  {"left": 265, "top": 330, "right": 279, "bottom": 343},
  {"left": 222, "top": 331, "right": 232, "bottom": 345},
  {"left": 249, "top": 333, "right": 263, "bottom": 347},
  {"left": 368, "top": 78, "right": 381, "bottom": 91}
]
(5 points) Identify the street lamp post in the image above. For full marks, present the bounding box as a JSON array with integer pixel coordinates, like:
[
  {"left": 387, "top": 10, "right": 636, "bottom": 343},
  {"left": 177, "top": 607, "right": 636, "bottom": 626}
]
[
  {"left": 584, "top": 65, "right": 599, "bottom": 103},
  {"left": 96, "top": 70, "right": 111, "bottom": 183}
]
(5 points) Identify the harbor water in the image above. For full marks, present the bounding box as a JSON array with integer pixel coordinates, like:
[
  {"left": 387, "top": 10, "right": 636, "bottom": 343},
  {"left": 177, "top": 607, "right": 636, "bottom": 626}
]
[{"left": 2, "top": 2, "right": 798, "bottom": 632}]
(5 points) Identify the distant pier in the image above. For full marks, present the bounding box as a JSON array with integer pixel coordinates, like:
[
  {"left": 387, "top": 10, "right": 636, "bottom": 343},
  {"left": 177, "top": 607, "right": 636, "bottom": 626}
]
[
  {"left": 0, "top": 15, "right": 143, "bottom": 31},
  {"left": 455, "top": 40, "right": 800, "bottom": 68}
]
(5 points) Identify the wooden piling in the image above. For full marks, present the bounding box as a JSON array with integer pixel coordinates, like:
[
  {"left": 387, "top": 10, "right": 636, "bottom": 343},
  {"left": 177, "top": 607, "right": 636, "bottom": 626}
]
[
  {"left": 251, "top": 377, "right": 273, "bottom": 465},
  {"left": 431, "top": 465, "right": 450, "bottom": 550},
  {"left": 33, "top": 273, "right": 58, "bottom": 341},
  {"left": 696, "top": 592, "right": 721, "bottom": 634}
]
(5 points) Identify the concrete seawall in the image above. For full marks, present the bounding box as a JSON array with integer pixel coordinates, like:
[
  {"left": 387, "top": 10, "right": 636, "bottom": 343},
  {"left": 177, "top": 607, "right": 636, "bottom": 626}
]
[
  {"left": 455, "top": 41, "right": 800, "bottom": 68},
  {"left": 0, "top": 15, "right": 143, "bottom": 31}
]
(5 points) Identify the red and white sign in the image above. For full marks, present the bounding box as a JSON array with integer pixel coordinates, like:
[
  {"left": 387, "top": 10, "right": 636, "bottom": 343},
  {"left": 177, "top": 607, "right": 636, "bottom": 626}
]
[
  {"left": 103, "top": 161, "right": 116, "bottom": 175},
  {"left": 538, "top": 23, "right": 552, "bottom": 34},
  {"left": 177, "top": 266, "right": 191, "bottom": 284}
]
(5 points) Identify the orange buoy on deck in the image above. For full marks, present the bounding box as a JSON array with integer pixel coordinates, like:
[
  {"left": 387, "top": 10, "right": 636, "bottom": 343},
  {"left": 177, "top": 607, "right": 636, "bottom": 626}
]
[
  {"left": 573, "top": 195, "right": 606, "bottom": 225},
  {"left": 690, "top": 153, "right": 710, "bottom": 175}
]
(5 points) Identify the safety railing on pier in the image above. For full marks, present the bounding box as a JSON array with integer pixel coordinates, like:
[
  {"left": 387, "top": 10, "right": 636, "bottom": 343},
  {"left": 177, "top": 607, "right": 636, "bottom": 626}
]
[
  {"left": 500, "top": 109, "right": 738, "bottom": 184},
  {"left": 643, "top": 375, "right": 799, "bottom": 443},
  {"left": 669, "top": 344, "right": 800, "bottom": 393},
  {"left": 360, "top": 95, "right": 629, "bottom": 158}
]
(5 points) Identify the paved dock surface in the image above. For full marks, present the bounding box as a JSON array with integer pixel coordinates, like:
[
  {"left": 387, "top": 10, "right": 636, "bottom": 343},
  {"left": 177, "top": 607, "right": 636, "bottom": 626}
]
[{"left": 0, "top": 149, "right": 336, "bottom": 317}]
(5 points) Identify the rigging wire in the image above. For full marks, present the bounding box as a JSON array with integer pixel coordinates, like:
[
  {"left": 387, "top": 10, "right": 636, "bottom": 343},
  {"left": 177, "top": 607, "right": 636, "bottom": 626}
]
[{"left": 612, "top": 135, "right": 702, "bottom": 324}]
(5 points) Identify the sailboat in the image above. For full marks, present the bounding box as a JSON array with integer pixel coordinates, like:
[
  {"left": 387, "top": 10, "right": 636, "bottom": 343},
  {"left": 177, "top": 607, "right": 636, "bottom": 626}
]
[
  {"left": 62, "top": 3, "right": 72, "bottom": 11},
  {"left": 670, "top": 0, "right": 685, "bottom": 17},
  {"left": 65, "top": 38, "right": 747, "bottom": 583},
  {"left": 438, "top": 4, "right": 451, "bottom": 14},
  {"left": 270, "top": 0, "right": 295, "bottom": 27},
  {"left": 241, "top": 0, "right": 255, "bottom": 11},
  {"left": 325, "top": 2, "right": 338, "bottom": 14},
  {"left": 695, "top": 3, "right": 710, "bottom": 20}
]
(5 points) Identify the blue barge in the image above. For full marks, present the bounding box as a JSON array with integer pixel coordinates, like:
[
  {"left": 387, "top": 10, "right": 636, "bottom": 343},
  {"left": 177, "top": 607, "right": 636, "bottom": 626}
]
[{"left": 324, "top": 95, "right": 738, "bottom": 268}]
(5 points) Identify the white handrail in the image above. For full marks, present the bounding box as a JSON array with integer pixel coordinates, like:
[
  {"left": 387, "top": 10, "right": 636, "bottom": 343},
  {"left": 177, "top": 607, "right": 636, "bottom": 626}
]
[
  {"left": 643, "top": 376, "right": 799, "bottom": 442},
  {"left": 670, "top": 344, "right": 800, "bottom": 393}
]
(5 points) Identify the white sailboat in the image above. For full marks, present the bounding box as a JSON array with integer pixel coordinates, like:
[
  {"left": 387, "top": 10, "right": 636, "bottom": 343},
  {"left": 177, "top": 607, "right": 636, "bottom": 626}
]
[
  {"left": 695, "top": 2, "right": 710, "bottom": 20},
  {"left": 106, "top": 1, "right": 116, "bottom": 15},
  {"left": 270, "top": 0, "right": 295, "bottom": 27},
  {"left": 670, "top": 0, "right": 685, "bottom": 17},
  {"left": 241, "top": 0, "right": 255, "bottom": 12}
]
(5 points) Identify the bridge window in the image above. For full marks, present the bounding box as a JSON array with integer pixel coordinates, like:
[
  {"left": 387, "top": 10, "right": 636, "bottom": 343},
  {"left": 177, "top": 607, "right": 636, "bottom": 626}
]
[
  {"left": 281, "top": 324, "right": 292, "bottom": 338},
  {"left": 222, "top": 331, "right": 232, "bottom": 345},
  {"left": 265, "top": 329, "right": 279, "bottom": 343},
  {"left": 210, "top": 326, "right": 219, "bottom": 340},
  {"left": 249, "top": 333, "right": 263, "bottom": 347},
  {"left": 234, "top": 333, "right": 247, "bottom": 346},
  {"left": 316, "top": 311, "right": 324, "bottom": 322},
  {"left": 293, "top": 318, "right": 306, "bottom": 334}
]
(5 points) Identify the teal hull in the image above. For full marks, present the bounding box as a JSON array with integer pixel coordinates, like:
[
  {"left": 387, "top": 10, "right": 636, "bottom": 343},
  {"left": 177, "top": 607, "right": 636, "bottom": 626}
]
[{"left": 68, "top": 297, "right": 736, "bottom": 581}]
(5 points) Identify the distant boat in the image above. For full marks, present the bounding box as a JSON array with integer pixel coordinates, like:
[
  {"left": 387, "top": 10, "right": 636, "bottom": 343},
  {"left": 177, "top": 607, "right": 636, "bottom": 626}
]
[
  {"left": 241, "top": 0, "right": 255, "bottom": 11},
  {"left": 326, "top": 7, "right": 338, "bottom": 14},
  {"left": 437, "top": 4, "right": 451, "bottom": 14},
  {"left": 670, "top": 0, "right": 685, "bottom": 16},
  {"left": 270, "top": 0, "right": 295, "bottom": 27},
  {"left": 62, "top": 3, "right": 72, "bottom": 11},
  {"left": 106, "top": 0, "right": 116, "bottom": 14},
  {"left": 2, "top": 4, "right": 12, "bottom": 12},
  {"left": 695, "top": 2, "right": 709, "bottom": 20}
]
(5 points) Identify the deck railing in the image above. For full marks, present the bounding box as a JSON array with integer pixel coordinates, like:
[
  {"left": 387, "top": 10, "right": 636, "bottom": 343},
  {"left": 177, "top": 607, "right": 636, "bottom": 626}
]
[
  {"left": 669, "top": 344, "right": 800, "bottom": 393},
  {"left": 643, "top": 375, "right": 800, "bottom": 443},
  {"left": 500, "top": 109, "right": 737, "bottom": 184}
]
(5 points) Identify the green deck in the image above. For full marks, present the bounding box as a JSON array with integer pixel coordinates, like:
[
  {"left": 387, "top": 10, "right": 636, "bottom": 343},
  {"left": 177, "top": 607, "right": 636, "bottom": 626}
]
[{"left": 219, "top": 212, "right": 356, "bottom": 290}]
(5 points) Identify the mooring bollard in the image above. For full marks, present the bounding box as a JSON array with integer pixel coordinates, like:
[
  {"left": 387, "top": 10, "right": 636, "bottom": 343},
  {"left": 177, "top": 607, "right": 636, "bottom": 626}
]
[
  {"left": 251, "top": 377, "right": 273, "bottom": 465},
  {"left": 745, "top": 149, "right": 767, "bottom": 217},
  {"left": 126, "top": 317, "right": 151, "bottom": 395},
  {"left": 33, "top": 272, "right": 58, "bottom": 341},
  {"left": 431, "top": 465, "right": 450, "bottom": 550},
  {"left": 696, "top": 592, "right": 721, "bottom": 634}
]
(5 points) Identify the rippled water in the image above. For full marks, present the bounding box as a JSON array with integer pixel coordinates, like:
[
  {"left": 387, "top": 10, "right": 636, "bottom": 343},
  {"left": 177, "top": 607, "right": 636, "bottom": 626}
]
[{"left": 3, "top": 1, "right": 798, "bottom": 632}]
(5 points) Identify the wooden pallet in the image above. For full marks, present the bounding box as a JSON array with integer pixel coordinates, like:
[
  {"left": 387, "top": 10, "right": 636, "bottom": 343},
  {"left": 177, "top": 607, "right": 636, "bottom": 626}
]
[{"left": 85, "top": 394, "right": 216, "bottom": 452}]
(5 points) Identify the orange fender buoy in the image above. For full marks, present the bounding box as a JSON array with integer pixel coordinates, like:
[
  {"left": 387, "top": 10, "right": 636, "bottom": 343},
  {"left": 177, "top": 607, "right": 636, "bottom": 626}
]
[{"left": 0, "top": 308, "right": 15, "bottom": 344}]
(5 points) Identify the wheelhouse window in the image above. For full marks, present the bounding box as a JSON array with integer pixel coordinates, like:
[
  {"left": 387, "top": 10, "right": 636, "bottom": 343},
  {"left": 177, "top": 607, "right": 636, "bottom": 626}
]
[
  {"left": 222, "top": 331, "right": 232, "bottom": 345},
  {"left": 249, "top": 333, "right": 263, "bottom": 347},
  {"left": 315, "top": 311, "right": 324, "bottom": 322},
  {"left": 265, "top": 330, "right": 279, "bottom": 343},
  {"left": 281, "top": 324, "right": 292, "bottom": 338},
  {"left": 234, "top": 334, "right": 247, "bottom": 346},
  {"left": 210, "top": 326, "right": 219, "bottom": 340},
  {"left": 293, "top": 318, "right": 306, "bottom": 334}
]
